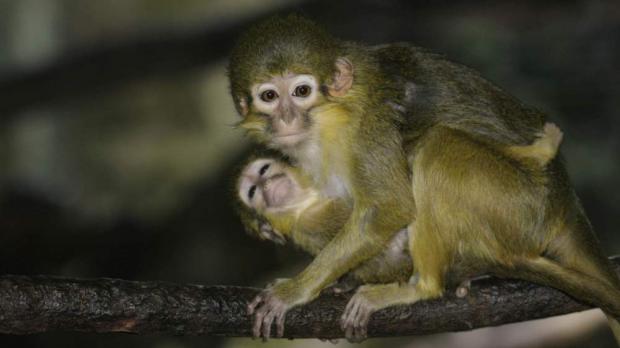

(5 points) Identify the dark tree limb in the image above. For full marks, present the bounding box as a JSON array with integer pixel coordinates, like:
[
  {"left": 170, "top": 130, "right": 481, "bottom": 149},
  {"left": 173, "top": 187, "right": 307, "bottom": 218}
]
[{"left": 0, "top": 256, "right": 618, "bottom": 338}]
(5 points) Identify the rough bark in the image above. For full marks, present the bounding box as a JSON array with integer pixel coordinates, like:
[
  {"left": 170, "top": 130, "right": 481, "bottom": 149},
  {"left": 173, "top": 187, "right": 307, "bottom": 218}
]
[{"left": 0, "top": 256, "right": 618, "bottom": 339}]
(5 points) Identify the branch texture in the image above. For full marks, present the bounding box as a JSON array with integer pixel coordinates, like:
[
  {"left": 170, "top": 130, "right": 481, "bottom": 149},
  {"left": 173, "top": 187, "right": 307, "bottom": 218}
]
[{"left": 1, "top": 256, "right": 618, "bottom": 339}]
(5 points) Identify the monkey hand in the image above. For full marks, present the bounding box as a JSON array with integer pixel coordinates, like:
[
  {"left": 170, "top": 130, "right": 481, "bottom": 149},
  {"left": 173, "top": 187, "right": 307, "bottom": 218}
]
[
  {"left": 258, "top": 220, "right": 286, "bottom": 245},
  {"left": 247, "top": 278, "right": 314, "bottom": 340}
]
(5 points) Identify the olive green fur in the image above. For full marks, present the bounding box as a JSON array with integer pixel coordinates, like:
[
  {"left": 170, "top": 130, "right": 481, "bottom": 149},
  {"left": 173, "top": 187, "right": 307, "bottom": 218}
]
[
  {"left": 228, "top": 14, "right": 342, "bottom": 115},
  {"left": 231, "top": 16, "right": 416, "bottom": 295},
  {"left": 238, "top": 126, "right": 562, "bottom": 290},
  {"left": 230, "top": 15, "right": 620, "bottom": 342},
  {"left": 236, "top": 156, "right": 412, "bottom": 285}
]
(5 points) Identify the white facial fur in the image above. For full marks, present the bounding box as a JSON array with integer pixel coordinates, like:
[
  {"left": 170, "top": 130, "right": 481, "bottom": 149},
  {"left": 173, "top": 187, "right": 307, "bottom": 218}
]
[
  {"left": 249, "top": 74, "right": 320, "bottom": 147},
  {"left": 251, "top": 74, "right": 319, "bottom": 112}
]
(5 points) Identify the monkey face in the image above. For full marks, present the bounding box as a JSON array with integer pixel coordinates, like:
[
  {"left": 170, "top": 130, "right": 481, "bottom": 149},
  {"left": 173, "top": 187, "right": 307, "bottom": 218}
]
[
  {"left": 234, "top": 58, "right": 353, "bottom": 150},
  {"left": 249, "top": 74, "right": 319, "bottom": 147},
  {"left": 238, "top": 158, "right": 302, "bottom": 212}
]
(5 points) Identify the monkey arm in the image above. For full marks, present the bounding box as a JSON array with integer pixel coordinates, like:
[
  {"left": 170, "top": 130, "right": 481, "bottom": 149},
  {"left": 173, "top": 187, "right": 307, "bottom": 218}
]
[
  {"left": 295, "top": 206, "right": 400, "bottom": 295},
  {"left": 248, "top": 154, "right": 414, "bottom": 339},
  {"left": 290, "top": 199, "right": 350, "bottom": 256},
  {"left": 291, "top": 133, "right": 416, "bottom": 294}
]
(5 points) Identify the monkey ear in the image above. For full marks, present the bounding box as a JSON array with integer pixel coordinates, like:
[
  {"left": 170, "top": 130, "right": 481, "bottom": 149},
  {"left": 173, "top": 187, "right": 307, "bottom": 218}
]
[
  {"left": 237, "top": 97, "right": 249, "bottom": 116},
  {"left": 327, "top": 57, "right": 354, "bottom": 97}
]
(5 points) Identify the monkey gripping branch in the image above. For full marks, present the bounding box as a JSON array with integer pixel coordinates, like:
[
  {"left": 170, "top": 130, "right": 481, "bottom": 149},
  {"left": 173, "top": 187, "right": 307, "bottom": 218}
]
[{"left": 0, "top": 256, "right": 618, "bottom": 339}]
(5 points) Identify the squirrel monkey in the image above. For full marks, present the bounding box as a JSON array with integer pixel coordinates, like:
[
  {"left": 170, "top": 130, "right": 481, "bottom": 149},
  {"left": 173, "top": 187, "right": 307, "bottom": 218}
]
[
  {"left": 236, "top": 157, "right": 412, "bottom": 287},
  {"left": 229, "top": 15, "right": 620, "bottom": 343},
  {"left": 235, "top": 123, "right": 565, "bottom": 337},
  {"left": 237, "top": 123, "right": 564, "bottom": 293}
]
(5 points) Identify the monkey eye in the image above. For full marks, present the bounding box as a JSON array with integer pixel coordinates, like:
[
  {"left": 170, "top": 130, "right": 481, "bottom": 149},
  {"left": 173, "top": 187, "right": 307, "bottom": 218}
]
[
  {"left": 248, "top": 185, "right": 257, "bottom": 200},
  {"left": 259, "top": 163, "right": 270, "bottom": 176},
  {"left": 293, "top": 85, "right": 312, "bottom": 97},
  {"left": 260, "top": 89, "right": 278, "bottom": 102}
]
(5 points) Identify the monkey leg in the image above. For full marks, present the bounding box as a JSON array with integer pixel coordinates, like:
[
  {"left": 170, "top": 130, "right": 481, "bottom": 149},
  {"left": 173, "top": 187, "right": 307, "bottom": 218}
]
[
  {"left": 340, "top": 220, "right": 445, "bottom": 342},
  {"left": 340, "top": 283, "right": 421, "bottom": 342},
  {"left": 250, "top": 206, "right": 403, "bottom": 339}
]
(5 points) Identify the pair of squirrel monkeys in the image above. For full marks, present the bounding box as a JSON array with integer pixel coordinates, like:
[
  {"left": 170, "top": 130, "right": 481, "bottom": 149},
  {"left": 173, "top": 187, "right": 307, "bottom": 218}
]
[
  {"left": 228, "top": 15, "right": 620, "bottom": 342},
  {"left": 236, "top": 123, "right": 563, "bottom": 334}
]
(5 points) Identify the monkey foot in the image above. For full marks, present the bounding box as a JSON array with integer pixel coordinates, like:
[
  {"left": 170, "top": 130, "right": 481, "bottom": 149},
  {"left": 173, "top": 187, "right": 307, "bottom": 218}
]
[
  {"left": 247, "top": 289, "right": 289, "bottom": 340},
  {"left": 340, "top": 286, "right": 381, "bottom": 342}
]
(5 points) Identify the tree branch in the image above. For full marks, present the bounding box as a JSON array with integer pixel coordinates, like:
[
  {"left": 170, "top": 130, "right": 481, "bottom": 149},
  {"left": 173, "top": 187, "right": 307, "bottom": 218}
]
[{"left": 1, "top": 256, "right": 617, "bottom": 339}]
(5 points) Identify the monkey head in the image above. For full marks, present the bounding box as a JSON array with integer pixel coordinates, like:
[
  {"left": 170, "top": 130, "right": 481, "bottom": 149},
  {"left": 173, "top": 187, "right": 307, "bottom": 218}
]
[
  {"left": 237, "top": 157, "right": 316, "bottom": 243},
  {"left": 228, "top": 15, "right": 354, "bottom": 149}
]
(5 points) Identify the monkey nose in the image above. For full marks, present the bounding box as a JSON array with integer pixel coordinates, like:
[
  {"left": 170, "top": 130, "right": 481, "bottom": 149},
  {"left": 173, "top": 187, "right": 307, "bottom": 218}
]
[
  {"left": 279, "top": 105, "right": 301, "bottom": 125},
  {"left": 280, "top": 113, "right": 297, "bottom": 126}
]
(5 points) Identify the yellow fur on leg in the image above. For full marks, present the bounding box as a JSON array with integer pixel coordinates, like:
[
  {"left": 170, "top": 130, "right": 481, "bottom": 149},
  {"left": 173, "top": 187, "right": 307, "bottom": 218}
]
[
  {"left": 341, "top": 283, "right": 419, "bottom": 341},
  {"left": 340, "top": 280, "right": 444, "bottom": 342}
]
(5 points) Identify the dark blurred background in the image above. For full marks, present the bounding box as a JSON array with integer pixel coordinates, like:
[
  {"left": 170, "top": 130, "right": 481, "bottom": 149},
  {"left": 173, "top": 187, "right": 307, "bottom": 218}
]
[{"left": 0, "top": 0, "right": 618, "bottom": 347}]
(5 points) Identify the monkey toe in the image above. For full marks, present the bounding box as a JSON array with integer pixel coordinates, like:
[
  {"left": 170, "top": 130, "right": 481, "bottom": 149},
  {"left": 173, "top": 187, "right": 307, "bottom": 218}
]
[
  {"left": 260, "top": 308, "right": 277, "bottom": 339},
  {"left": 341, "top": 295, "right": 373, "bottom": 342},
  {"left": 456, "top": 280, "right": 471, "bottom": 298},
  {"left": 275, "top": 307, "right": 287, "bottom": 338},
  {"left": 250, "top": 293, "right": 288, "bottom": 340}
]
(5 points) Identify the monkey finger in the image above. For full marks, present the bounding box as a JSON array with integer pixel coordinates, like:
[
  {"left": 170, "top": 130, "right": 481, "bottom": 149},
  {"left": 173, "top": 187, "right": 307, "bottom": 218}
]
[
  {"left": 247, "top": 294, "right": 265, "bottom": 314},
  {"left": 342, "top": 296, "right": 360, "bottom": 321},
  {"left": 353, "top": 312, "right": 370, "bottom": 344},
  {"left": 342, "top": 296, "right": 362, "bottom": 325},
  {"left": 261, "top": 308, "right": 277, "bottom": 340},
  {"left": 345, "top": 322, "right": 355, "bottom": 342},
  {"left": 341, "top": 311, "right": 358, "bottom": 332},
  {"left": 355, "top": 308, "right": 371, "bottom": 340},
  {"left": 252, "top": 304, "right": 270, "bottom": 338},
  {"left": 276, "top": 308, "right": 287, "bottom": 338},
  {"left": 347, "top": 327, "right": 365, "bottom": 343},
  {"left": 252, "top": 318, "right": 263, "bottom": 338}
]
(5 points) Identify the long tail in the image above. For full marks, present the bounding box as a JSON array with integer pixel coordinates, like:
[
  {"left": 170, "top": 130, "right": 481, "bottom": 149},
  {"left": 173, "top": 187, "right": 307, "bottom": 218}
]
[
  {"left": 498, "top": 257, "right": 620, "bottom": 345},
  {"left": 607, "top": 315, "right": 620, "bottom": 346}
]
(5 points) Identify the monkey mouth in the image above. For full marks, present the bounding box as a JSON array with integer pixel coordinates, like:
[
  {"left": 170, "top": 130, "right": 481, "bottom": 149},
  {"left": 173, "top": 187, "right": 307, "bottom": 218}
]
[{"left": 265, "top": 177, "right": 292, "bottom": 207}]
